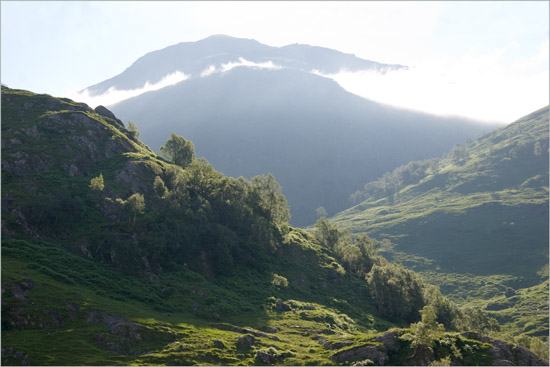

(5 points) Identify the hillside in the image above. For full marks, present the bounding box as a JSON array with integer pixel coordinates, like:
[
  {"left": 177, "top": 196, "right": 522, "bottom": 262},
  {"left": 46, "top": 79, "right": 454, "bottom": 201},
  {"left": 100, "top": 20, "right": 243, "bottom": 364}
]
[
  {"left": 2, "top": 87, "right": 547, "bottom": 365},
  {"left": 103, "top": 36, "right": 494, "bottom": 227},
  {"left": 110, "top": 60, "right": 496, "bottom": 226},
  {"left": 332, "top": 106, "right": 549, "bottom": 336}
]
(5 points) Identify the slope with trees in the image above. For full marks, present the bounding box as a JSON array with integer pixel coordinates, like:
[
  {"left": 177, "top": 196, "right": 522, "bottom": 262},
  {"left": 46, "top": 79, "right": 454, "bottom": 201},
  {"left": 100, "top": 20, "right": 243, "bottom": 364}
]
[
  {"left": 331, "top": 106, "right": 549, "bottom": 345},
  {"left": 2, "top": 87, "right": 545, "bottom": 365}
]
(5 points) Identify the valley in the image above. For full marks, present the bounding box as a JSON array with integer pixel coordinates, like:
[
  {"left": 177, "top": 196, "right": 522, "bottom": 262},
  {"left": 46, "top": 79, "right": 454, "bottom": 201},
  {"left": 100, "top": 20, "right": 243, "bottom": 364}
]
[{"left": 1, "top": 86, "right": 548, "bottom": 366}]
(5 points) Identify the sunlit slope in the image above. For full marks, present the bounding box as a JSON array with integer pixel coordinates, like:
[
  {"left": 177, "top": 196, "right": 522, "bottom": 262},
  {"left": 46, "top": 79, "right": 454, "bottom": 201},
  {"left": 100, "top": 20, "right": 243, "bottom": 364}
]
[{"left": 332, "top": 106, "right": 549, "bottom": 283}]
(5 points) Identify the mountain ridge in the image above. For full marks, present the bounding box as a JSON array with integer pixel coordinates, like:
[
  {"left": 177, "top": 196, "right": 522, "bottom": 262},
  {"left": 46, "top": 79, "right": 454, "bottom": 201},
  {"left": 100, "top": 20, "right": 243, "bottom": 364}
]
[{"left": 82, "top": 35, "right": 405, "bottom": 97}]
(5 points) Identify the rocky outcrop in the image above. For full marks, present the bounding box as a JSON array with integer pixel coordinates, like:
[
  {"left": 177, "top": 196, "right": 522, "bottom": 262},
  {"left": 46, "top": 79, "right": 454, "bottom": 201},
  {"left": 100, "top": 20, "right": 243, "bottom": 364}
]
[
  {"left": 236, "top": 334, "right": 255, "bottom": 349},
  {"left": 461, "top": 332, "right": 548, "bottom": 366},
  {"left": 327, "top": 330, "right": 548, "bottom": 366},
  {"left": 86, "top": 309, "right": 143, "bottom": 355},
  {"left": 330, "top": 344, "right": 389, "bottom": 365},
  {"left": 94, "top": 105, "right": 124, "bottom": 129}
]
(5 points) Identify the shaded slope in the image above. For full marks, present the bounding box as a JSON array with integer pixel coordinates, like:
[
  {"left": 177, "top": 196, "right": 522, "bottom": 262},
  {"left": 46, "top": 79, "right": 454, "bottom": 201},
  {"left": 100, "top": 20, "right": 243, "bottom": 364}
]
[
  {"left": 332, "top": 106, "right": 549, "bottom": 284},
  {"left": 111, "top": 67, "right": 491, "bottom": 226}
]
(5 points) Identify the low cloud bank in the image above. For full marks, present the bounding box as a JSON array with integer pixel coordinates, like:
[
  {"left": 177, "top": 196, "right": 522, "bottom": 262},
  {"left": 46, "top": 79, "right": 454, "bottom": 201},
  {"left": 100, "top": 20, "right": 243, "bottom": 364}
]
[
  {"left": 316, "top": 43, "right": 549, "bottom": 124},
  {"left": 201, "top": 57, "right": 282, "bottom": 78},
  {"left": 71, "top": 71, "right": 189, "bottom": 107}
]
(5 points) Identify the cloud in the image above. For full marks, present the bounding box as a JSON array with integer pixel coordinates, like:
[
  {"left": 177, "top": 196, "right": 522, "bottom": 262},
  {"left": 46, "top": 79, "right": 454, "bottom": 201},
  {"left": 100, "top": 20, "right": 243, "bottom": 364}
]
[
  {"left": 199, "top": 57, "right": 282, "bottom": 78},
  {"left": 220, "top": 57, "right": 282, "bottom": 73},
  {"left": 200, "top": 65, "right": 217, "bottom": 77},
  {"left": 316, "top": 42, "right": 549, "bottom": 123},
  {"left": 71, "top": 71, "right": 189, "bottom": 107}
]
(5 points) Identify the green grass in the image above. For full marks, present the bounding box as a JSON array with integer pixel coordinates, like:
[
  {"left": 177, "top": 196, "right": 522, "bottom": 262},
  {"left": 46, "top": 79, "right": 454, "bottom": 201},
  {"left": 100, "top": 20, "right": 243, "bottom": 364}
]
[
  {"left": 332, "top": 107, "right": 548, "bottom": 283},
  {"left": 1, "top": 236, "right": 389, "bottom": 365}
]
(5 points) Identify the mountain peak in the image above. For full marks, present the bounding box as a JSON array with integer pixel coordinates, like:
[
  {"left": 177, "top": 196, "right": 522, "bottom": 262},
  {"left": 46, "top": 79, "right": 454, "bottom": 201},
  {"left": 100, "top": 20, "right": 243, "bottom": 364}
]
[{"left": 79, "top": 36, "right": 406, "bottom": 99}]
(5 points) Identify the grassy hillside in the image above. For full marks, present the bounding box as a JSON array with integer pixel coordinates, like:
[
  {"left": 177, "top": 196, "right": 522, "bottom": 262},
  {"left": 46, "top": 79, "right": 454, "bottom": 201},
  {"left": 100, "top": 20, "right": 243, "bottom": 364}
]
[
  {"left": 1, "top": 87, "right": 547, "bottom": 365},
  {"left": 331, "top": 107, "right": 549, "bottom": 346},
  {"left": 333, "top": 106, "right": 549, "bottom": 284}
]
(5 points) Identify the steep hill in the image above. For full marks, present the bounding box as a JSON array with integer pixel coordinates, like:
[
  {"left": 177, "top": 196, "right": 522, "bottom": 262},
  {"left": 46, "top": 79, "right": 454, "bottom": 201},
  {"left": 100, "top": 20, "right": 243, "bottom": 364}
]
[
  {"left": 2, "top": 87, "right": 546, "bottom": 365},
  {"left": 100, "top": 36, "right": 494, "bottom": 226},
  {"left": 333, "top": 106, "right": 549, "bottom": 287}
]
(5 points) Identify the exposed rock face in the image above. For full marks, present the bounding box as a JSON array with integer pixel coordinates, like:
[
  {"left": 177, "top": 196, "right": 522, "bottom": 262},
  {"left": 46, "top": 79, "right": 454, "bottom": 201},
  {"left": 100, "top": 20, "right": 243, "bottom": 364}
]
[
  {"left": 94, "top": 105, "right": 125, "bottom": 129},
  {"left": 86, "top": 309, "right": 142, "bottom": 355},
  {"left": 256, "top": 350, "right": 276, "bottom": 364},
  {"left": 1, "top": 87, "right": 160, "bottom": 240},
  {"left": 328, "top": 330, "right": 549, "bottom": 366},
  {"left": 330, "top": 344, "right": 389, "bottom": 365},
  {"left": 461, "top": 332, "right": 548, "bottom": 366},
  {"left": 236, "top": 334, "right": 255, "bottom": 349}
]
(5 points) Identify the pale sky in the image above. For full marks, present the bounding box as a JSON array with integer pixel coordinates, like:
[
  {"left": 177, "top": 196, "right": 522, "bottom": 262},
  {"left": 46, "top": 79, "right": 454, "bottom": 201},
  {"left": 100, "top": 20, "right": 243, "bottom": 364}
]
[{"left": 1, "top": 1, "right": 548, "bottom": 123}]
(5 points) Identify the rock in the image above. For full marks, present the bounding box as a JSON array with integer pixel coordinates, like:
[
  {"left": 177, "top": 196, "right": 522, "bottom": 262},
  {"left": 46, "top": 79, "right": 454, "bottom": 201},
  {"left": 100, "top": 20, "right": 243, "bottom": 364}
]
[
  {"left": 322, "top": 339, "right": 353, "bottom": 350},
  {"left": 461, "top": 332, "right": 548, "bottom": 366},
  {"left": 94, "top": 105, "right": 124, "bottom": 129},
  {"left": 78, "top": 239, "right": 93, "bottom": 259},
  {"left": 13, "top": 279, "right": 35, "bottom": 302},
  {"left": 374, "top": 330, "right": 399, "bottom": 352},
  {"left": 256, "top": 350, "right": 276, "bottom": 364},
  {"left": 262, "top": 326, "right": 281, "bottom": 333},
  {"left": 330, "top": 344, "right": 388, "bottom": 365},
  {"left": 275, "top": 302, "right": 291, "bottom": 311},
  {"left": 505, "top": 288, "right": 517, "bottom": 298},
  {"left": 86, "top": 309, "right": 142, "bottom": 355},
  {"left": 212, "top": 340, "right": 226, "bottom": 349},
  {"left": 236, "top": 335, "right": 255, "bottom": 349},
  {"left": 492, "top": 359, "right": 516, "bottom": 366},
  {"left": 192, "top": 301, "right": 200, "bottom": 314}
]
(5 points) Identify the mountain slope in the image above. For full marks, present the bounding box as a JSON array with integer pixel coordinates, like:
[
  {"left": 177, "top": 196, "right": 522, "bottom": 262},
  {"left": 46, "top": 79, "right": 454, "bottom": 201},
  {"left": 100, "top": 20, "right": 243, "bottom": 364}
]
[
  {"left": 108, "top": 59, "right": 492, "bottom": 226},
  {"left": 3, "top": 87, "right": 546, "bottom": 365},
  {"left": 332, "top": 106, "right": 549, "bottom": 286}
]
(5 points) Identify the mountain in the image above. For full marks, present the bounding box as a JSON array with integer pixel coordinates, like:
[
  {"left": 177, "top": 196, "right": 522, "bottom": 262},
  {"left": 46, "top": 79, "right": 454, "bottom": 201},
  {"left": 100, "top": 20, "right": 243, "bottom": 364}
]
[
  {"left": 94, "top": 36, "right": 496, "bottom": 226},
  {"left": 3, "top": 87, "right": 547, "bottom": 365},
  {"left": 332, "top": 106, "right": 549, "bottom": 291},
  {"left": 82, "top": 34, "right": 406, "bottom": 96}
]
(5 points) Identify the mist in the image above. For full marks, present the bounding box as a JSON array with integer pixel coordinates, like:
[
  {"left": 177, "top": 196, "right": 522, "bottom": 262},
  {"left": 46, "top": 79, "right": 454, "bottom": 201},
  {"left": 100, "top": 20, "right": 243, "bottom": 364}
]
[{"left": 71, "top": 70, "right": 189, "bottom": 108}]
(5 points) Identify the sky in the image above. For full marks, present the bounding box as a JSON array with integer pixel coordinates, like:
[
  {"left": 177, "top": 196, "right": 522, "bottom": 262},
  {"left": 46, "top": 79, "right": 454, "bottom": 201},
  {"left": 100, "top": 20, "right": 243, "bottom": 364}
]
[{"left": 1, "top": 1, "right": 548, "bottom": 123}]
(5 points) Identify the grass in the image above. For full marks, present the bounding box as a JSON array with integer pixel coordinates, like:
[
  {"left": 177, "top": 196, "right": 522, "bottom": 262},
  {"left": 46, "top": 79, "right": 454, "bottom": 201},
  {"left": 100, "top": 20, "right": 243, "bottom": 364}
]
[{"left": 1, "top": 235, "right": 389, "bottom": 365}]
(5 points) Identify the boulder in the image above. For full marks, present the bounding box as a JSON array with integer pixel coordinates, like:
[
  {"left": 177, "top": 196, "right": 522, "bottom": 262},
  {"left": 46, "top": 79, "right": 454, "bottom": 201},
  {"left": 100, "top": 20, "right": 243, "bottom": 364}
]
[{"left": 94, "top": 105, "right": 124, "bottom": 129}]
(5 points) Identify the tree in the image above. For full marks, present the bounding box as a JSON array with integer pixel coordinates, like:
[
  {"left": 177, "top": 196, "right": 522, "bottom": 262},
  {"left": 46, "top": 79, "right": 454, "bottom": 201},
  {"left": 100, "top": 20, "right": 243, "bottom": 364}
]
[
  {"left": 251, "top": 173, "right": 290, "bottom": 224},
  {"left": 367, "top": 263, "right": 425, "bottom": 322},
  {"left": 402, "top": 305, "right": 445, "bottom": 351},
  {"left": 160, "top": 132, "right": 195, "bottom": 168},
  {"left": 534, "top": 141, "right": 542, "bottom": 156},
  {"left": 89, "top": 173, "right": 105, "bottom": 205},
  {"left": 316, "top": 206, "right": 328, "bottom": 218},
  {"left": 126, "top": 193, "right": 145, "bottom": 226},
  {"left": 127, "top": 121, "right": 140, "bottom": 140},
  {"left": 314, "top": 217, "right": 340, "bottom": 249},
  {"left": 89, "top": 173, "right": 104, "bottom": 191}
]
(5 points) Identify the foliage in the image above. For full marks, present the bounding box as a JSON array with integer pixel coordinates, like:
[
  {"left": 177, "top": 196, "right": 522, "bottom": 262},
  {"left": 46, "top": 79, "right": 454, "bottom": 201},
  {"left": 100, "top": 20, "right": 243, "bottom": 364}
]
[
  {"left": 401, "top": 305, "right": 445, "bottom": 350},
  {"left": 314, "top": 217, "right": 340, "bottom": 249},
  {"left": 251, "top": 173, "right": 291, "bottom": 224},
  {"left": 271, "top": 273, "right": 289, "bottom": 287},
  {"left": 160, "top": 132, "right": 195, "bottom": 168},
  {"left": 89, "top": 173, "right": 105, "bottom": 191},
  {"left": 367, "top": 263, "right": 425, "bottom": 322},
  {"left": 127, "top": 121, "right": 140, "bottom": 140},
  {"left": 334, "top": 106, "right": 549, "bottom": 296},
  {"left": 1, "top": 87, "right": 545, "bottom": 365}
]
